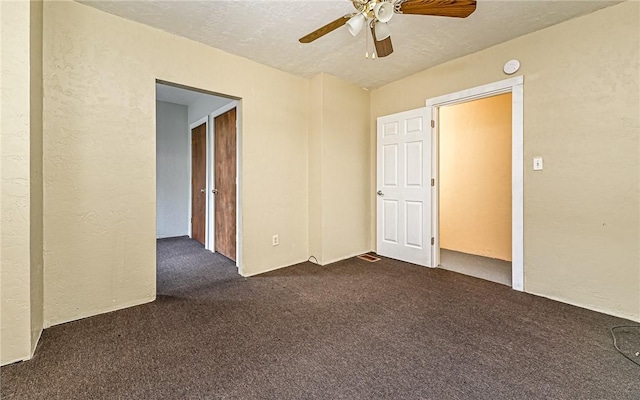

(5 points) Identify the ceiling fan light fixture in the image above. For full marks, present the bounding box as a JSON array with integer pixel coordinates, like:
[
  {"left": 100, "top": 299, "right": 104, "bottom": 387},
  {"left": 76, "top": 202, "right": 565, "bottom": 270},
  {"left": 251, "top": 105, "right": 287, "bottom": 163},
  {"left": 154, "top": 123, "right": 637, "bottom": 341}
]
[
  {"left": 347, "top": 13, "right": 366, "bottom": 36},
  {"left": 299, "top": 0, "right": 478, "bottom": 59},
  {"left": 374, "top": 21, "right": 391, "bottom": 40},
  {"left": 373, "top": 1, "right": 394, "bottom": 23}
]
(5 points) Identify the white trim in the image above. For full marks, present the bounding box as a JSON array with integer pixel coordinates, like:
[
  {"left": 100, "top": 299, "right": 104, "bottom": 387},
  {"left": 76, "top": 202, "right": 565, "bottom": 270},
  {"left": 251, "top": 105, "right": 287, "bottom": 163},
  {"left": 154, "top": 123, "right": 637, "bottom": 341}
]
[
  {"left": 511, "top": 84, "right": 524, "bottom": 291},
  {"left": 234, "top": 102, "right": 244, "bottom": 275},
  {"left": 427, "top": 76, "right": 525, "bottom": 292},
  {"left": 44, "top": 295, "right": 155, "bottom": 328},
  {"left": 210, "top": 101, "right": 238, "bottom": 119},
  {"left": 187, "top": 127, "right": 193, "bottom": 238},
  {"left": 426, "top": 76, "right": 524, "bottom": 108},
  {"left": 188, "top": 117, "right": 209, "bottom": 244},
  {"left": 240, "top": 257, "right": 307, "bottom": 278},
  {"left": 526, "top": 290, "right": 640, "bottom": 323},
  {"left": 431, "top": 107, "right": 440, "bottom": 268},
  {"left": 189, "top": 116, "right": 208, "bottom": 130},
  {"left": 206, "top": 114, "right": 214, "bottom": 252},
  {"left": 317, "top": 249, "right": 373, "bottom": 267}
]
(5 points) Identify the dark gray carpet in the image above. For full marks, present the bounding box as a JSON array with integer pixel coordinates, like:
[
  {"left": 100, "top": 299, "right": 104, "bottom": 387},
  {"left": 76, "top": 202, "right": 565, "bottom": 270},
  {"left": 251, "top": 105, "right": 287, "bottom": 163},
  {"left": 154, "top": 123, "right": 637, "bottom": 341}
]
[{"left": 1, "top": 237, "right": 638, "bottom": 399}]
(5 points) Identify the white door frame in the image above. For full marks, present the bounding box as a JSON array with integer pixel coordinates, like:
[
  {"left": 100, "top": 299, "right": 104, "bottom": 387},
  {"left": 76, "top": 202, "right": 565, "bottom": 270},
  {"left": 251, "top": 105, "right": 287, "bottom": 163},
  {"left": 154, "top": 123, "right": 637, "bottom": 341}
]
[
  {"left": 189, "top": 101, "right": 242, "bottom": 272},
  {"left": 427, "top": 76, "right": 524, "bottom": 291}
]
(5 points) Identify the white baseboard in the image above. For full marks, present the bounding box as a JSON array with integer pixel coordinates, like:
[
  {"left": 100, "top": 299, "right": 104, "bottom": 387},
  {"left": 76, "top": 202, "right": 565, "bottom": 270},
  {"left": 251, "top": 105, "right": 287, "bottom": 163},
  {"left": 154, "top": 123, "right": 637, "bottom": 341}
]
[
  {"left": 44, "top": 295, "right": 156, "bottom": 328},
  {"left": 317, "top": 249, "right": 374, "bottom": 266},
  {"left": 241, "top": 258, "right": 308, "bottom": 277},
  {"left": 526, "top": 289, "right": 640, "bottom": 323}
]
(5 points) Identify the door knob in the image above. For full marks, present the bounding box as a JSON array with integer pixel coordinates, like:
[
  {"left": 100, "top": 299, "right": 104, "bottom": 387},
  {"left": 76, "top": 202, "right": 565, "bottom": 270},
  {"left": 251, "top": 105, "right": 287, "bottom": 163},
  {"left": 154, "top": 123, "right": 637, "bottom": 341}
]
[
  {"left": 377, "top": 190, "right": 384, "bottom": 196},
  {"left": 212, "top": 189, "right": 219, "bottom": 194},
  {"left": 200, "top": 188, "right": 206, "bottom": 193}
]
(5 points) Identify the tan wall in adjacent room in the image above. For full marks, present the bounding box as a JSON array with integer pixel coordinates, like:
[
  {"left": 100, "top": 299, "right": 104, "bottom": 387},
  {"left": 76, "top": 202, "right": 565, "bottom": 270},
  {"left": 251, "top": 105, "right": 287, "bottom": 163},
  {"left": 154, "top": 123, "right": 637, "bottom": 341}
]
[
  {"left": 370, "top": 1, "right": 639, "bottom": 321},
  {"left": 439, "top": 93, "right": 512, "bottom": 261}
]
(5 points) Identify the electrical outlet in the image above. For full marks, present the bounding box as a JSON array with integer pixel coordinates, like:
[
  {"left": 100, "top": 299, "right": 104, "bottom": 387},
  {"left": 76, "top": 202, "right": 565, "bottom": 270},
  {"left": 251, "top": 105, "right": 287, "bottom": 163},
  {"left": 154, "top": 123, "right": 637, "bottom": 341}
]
[{"left": 272, "top": 235, "right": 279, "bottom": 246}]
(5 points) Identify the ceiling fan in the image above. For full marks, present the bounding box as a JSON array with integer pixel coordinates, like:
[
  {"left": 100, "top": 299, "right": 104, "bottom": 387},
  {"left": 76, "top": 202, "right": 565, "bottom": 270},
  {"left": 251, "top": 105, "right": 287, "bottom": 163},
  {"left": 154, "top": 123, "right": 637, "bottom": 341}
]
[{"left": 299, "top": 0, "right": 477, "bottom": 58}]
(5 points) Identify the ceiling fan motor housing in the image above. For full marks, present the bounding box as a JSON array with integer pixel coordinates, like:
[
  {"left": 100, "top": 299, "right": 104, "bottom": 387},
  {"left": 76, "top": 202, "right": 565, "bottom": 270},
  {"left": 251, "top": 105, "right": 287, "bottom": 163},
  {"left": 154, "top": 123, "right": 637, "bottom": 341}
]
[{"left": 353, "top": 0, "right": 395, "bottom": 20}]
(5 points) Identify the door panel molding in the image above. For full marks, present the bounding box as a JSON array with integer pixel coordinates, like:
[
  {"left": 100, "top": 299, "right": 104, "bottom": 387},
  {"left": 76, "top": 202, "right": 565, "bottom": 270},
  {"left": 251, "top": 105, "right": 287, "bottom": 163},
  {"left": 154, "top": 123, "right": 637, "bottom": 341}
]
[
  {"left": 376, "top": 108, "right": 432, "bottom": 267},
  {"left": 188, "top": 116, "right": 208, "bottom": 243},
  {"left": 214, "top": 108, "right": 237, "bottom": 262},
  {"left": 190, "top": 123, "right": 207, "bottom": 245}
]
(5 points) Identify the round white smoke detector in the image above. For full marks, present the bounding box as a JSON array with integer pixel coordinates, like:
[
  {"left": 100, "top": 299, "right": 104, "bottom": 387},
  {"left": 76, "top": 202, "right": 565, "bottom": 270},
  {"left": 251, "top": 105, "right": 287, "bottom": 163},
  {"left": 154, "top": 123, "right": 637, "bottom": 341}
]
[{"left": 503, "top": 59, "right": 521, "bottom": 75}]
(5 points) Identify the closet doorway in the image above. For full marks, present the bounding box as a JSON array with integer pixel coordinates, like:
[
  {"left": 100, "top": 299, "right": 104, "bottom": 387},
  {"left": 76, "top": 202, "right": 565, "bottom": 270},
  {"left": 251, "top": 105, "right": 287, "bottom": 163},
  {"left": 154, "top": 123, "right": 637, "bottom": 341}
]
[{"left": 438, "top": 93, "right": 513, "bottom": 286}]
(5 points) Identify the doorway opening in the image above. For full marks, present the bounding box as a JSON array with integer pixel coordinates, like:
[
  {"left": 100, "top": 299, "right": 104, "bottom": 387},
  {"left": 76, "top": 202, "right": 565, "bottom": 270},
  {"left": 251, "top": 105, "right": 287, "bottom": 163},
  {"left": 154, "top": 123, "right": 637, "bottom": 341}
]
[
  {"left": 155, "top": 81, "right": 243, "bottom": 290},
  {"left": 437, "top": 93, "right": 513, "bottom": 286},
  {"left": 375, "top": 77, "right": 523, "bottom": 290},
  {"left": 429, "top": 76, "right": 524, "bottom": 291}
]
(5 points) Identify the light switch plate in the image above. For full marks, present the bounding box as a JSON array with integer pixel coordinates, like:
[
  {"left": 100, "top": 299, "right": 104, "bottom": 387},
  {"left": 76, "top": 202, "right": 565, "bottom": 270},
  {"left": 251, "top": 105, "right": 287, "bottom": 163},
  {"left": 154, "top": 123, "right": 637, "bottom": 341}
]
[{"left": 533, "top": 157, "right": 543, "bottom": 171}]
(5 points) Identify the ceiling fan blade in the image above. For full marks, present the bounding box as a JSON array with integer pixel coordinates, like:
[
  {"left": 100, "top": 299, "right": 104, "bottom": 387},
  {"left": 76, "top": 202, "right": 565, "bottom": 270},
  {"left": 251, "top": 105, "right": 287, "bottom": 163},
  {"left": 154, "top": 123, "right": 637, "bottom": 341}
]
[
  {"left": 398, "top": 0, "right": 477, "bottom": 18},
  {"left": 299, "top": 15, "right": 351, "bottom": 43},
  {"left": 371, "top": 26, "right": 393, "bottom": 58}
]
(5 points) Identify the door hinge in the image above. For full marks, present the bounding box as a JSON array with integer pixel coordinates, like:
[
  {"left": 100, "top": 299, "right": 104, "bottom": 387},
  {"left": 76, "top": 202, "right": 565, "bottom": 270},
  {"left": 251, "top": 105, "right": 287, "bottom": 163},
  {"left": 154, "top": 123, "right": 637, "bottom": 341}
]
[
  {"left": 431, "top": 120, "right": 435, "bottom": 128},
  {"left": 431, "top": 237, "right": 435, "bottom": 245},
  {"left": 431, "top": 178, "right": 435, "bottom": 187}
]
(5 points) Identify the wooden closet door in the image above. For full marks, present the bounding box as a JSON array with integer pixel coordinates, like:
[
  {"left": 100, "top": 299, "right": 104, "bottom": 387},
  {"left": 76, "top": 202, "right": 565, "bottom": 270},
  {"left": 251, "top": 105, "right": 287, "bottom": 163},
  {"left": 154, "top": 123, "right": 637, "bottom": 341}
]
[
  {"left": 214, "top": 108, "right": 237, "bottom": 261},
  {"left": 191, "top": 123, "right": 207, "bottom": 245}
]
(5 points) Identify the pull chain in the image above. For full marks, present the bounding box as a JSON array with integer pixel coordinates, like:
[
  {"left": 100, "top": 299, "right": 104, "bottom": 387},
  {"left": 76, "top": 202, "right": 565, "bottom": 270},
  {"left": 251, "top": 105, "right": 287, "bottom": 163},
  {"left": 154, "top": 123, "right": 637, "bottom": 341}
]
[
  {"left": 369, "top": 21, "right": 376, "bottom": 60},
  {"left": 364, "top": 23, "right": 369, "bottom": 59}
]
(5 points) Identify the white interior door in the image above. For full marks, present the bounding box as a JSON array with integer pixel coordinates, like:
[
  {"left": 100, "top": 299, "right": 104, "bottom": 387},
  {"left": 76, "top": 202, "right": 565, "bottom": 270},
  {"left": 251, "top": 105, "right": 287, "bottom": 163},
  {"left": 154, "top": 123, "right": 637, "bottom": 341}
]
[{"left": 376, "top": 108, "right": 432, "bottom": 267}]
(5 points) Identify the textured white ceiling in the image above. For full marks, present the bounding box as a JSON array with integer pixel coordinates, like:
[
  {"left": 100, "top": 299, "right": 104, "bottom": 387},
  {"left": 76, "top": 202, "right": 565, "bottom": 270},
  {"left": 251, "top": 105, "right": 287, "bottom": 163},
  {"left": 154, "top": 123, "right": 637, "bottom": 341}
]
[{"left": 80, "top": 0, "right": 621, "bottom": 88}]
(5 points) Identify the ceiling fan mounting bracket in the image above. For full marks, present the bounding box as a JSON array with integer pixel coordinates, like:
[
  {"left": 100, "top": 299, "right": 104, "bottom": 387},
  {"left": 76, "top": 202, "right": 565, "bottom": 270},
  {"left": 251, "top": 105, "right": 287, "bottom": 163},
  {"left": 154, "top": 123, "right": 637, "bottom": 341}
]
[{"left": 352, "top": 0, "right": 382, "bottom": 18}]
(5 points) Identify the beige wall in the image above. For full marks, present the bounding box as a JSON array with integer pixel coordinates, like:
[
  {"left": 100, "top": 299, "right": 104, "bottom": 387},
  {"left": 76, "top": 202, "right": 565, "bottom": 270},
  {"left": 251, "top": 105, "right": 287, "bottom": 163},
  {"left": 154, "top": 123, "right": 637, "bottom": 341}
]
[
  {"left": 42, "top": 1, "right": 309, "bottom": 326},
  {"left": 308, "top": 73, "right": 370, "bottom": 265},
  {"left": 439, "top": 94, "right": 512, "bottom": 261},
  {"left": 371, "top": 1, "right": 639, "bottom": 321},
  {"left": 3, "top": 0, "right": 638, "bottom": 365},
  {"left": 0, "top": 0, "right": 44, "bottom": 365}
]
